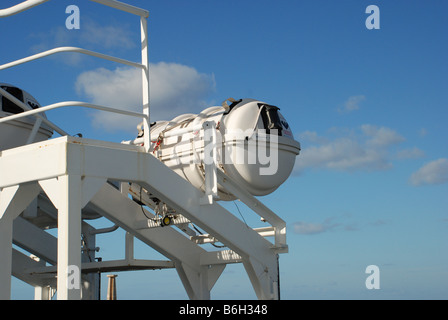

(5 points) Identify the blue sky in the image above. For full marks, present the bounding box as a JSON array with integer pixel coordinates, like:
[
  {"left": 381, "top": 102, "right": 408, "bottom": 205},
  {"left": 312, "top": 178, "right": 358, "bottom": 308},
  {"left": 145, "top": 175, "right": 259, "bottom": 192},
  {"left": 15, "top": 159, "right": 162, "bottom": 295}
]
[{"left": 3, "top": 0, "right": 448, "bottom": 299}]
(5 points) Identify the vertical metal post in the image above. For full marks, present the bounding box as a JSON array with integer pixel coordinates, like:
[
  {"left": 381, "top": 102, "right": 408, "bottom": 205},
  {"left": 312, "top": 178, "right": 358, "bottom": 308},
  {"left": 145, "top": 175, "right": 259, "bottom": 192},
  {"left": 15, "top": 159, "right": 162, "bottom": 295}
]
[
  {"left": 81, "top": 223, "right": 99, "bottom": 300},
  {"left": 0, "top": 218, "right": 13, "bottom": 299},
  {"left": 0, "top": 183, "right": 40, "bottom": 299},
  {"left": 34, "top": 285, "right": 53, "bottom": 300},
  {"left": 141, "top": 16, "right": 151, "bottom": 152},
  {"left": 125, "top": 232, "right": 134, "bottom": 263},
  {"left": 57, "top": 175, "right": 82, "bottom": 300}
]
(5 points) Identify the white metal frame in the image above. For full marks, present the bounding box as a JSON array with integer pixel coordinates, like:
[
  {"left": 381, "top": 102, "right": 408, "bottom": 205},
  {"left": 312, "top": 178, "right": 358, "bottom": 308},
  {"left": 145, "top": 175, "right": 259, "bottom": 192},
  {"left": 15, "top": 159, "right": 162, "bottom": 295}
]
[{"left": 0, "top": 0, "right": 288, "bottom": 300}]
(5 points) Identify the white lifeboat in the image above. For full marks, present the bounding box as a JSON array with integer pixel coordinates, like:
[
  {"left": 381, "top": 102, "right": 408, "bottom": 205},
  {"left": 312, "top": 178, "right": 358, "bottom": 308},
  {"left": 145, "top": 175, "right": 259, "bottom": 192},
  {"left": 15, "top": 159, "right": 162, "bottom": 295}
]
[
  {"left": 0, "top": 83, "right": 53, "bottom": 151},
  {"left": 142, "top": 98, "right": 301, "bottom": 200}
]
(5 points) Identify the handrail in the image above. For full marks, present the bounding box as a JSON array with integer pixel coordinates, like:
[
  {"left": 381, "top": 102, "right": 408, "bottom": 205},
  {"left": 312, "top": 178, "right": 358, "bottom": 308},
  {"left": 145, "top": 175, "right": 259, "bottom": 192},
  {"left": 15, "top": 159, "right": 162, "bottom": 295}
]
[
  {"left": 1, "top": 0, "right": 148, "bottom": 18},
  {"left": 0, "top": 101, "right": 147, "bottom": 125},
  {"left": 0, "top": 47, "right": 145, "bottom": 71},
  {"left": 90, "top": 0, "right": 149, "bottom": 18},
  {"left": 0, "top": 0, "right": 151, "bottom": 150},
  {"left": 0, "top": 0, "right": 50, "bottom": 18}
]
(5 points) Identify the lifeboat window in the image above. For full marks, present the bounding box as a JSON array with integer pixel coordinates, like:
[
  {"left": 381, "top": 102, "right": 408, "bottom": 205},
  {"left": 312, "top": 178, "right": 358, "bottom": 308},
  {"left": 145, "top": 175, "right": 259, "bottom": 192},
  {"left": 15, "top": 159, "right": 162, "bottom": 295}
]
[
  {"left": 259, "top": 104, "right": 283, "bottom": 135},
  {"left": 27, "top": 100, "right": 39, "bottom": 109},
  {"left": 1, "top": 86, "right": 24, "bottom": 114}
]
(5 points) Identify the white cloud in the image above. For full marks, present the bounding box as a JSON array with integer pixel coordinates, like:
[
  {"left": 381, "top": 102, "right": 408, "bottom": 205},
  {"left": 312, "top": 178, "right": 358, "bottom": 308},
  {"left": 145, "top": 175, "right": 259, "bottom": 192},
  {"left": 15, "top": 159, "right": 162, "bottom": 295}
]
[
  {"left": 294, "top": 125, "right": 406, "bottom": 174},
  {"left": 29, "top": 20, "right": 135, "bottom": 65},
  {"left": 149, "top": 62, "right": 216, "bottom": 117},
  {"left": 338, "top": 95, "right": 365, "bottom": 113},
  {"left": 298, "top": 130, "right": 329, "bottom": 144},
  {"left": 292, "top": 216, "right": 388, "bottom": 235},
  {"left": 297, "top": 137, "right": 388, "bottom": 171},
  {"left": 75, "top": 63, "right": 216, "bottom": 132},
  {"left": 292, "top": 216, "right": 361, "bottom": 235},
  {"left": 292, "top": 222, "right": 328, "bottom": 235},
  {"left": 419, "top": 128, "right": 428, "bottom": 137},
  {"left": 361, "top": 124, "right": 405, "bottom": 147},
  {"left": 29, "top": 26, "right": 83, "bottom": 65},
  {"left": 395, "top": 147, "right": 425, "bottom": 160},
  {"left": 292, "top": 217, "right": 341, "bottom": 235},
  {"left": 79, "top": 20, "right": 135, "bottom": 50},
  {"left": 409, "top": 158, "right": 448, "bottom": 186}
]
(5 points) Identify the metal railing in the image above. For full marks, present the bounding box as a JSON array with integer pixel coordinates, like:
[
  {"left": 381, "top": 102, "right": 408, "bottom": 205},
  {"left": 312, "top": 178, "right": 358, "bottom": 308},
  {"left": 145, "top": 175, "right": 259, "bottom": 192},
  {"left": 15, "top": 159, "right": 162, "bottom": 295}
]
[
  {"left": 0, "top": 0, "right": 151, "bottom": 151},
  {"left": 0, "top": 0, "right": 148, "bottom": 19}
]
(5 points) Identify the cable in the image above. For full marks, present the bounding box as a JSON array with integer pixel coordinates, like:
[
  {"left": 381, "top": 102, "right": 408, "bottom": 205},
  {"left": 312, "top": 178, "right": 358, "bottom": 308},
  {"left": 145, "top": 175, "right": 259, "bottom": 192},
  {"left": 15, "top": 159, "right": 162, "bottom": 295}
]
[
  {"left": 233, "top": 200, "right": 248, "bottom": 228},
  {"left": 192, "top": 224, "right": 225, "bottom": 248},
  {"left": 192, "top": 224, "right": 203, "bottom": 235},
  {"left": 139, "top": 185, "right": 159, "bottom": 222}
]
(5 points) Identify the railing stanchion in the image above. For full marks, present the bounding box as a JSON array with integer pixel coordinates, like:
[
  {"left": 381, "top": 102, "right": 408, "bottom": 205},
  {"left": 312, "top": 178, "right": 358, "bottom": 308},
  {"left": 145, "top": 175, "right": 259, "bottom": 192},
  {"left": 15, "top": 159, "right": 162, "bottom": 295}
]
[{"left": 141, "top": 16, "right": 151, "bottom": 152}]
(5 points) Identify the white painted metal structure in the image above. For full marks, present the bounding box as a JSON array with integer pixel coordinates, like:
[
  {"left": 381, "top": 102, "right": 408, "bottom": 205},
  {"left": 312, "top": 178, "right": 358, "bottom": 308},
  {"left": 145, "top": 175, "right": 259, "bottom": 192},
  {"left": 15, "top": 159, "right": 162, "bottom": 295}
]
[{"left": 0, "top": 0, "right": 300, "bottom": 300}]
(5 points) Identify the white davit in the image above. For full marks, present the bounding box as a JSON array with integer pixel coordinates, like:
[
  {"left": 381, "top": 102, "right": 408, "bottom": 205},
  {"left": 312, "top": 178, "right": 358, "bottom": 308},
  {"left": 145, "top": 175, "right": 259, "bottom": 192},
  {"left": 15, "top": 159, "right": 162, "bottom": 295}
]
[
  {"left": 141, "top": 98, "right": 301, "bottom": 200},
  {"left": 0, "top": 83, "right": 53, "bottom": 151}
]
